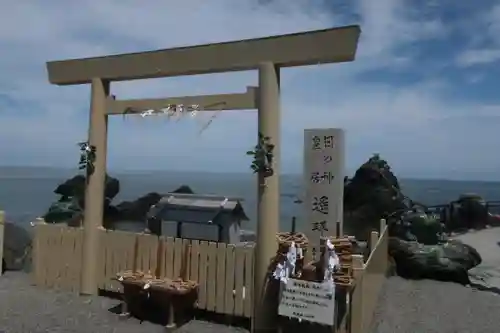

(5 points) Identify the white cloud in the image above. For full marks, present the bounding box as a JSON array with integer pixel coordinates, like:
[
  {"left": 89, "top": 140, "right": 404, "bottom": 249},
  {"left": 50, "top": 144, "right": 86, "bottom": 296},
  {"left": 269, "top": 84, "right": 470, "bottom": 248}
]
[
  {"left": 0, "top": 0, "right": 499, "bottom": 179},
  {"left": 454, "top": 3, "right": 500, "bottom": 67},
  {"left": 456, "top": 49, "right": 500, "bottom": 67}
]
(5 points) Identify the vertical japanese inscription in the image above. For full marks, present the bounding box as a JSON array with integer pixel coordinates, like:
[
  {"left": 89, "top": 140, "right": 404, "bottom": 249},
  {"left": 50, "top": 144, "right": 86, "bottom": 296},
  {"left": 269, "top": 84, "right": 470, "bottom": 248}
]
[{"left": 304, "top": 128, "right": 345, "bottom": 242}]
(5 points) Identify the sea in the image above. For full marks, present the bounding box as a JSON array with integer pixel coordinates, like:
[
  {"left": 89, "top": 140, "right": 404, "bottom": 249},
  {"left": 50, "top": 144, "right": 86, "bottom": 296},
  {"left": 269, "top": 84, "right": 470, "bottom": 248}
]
[{"left": 1, "top": 167, "right": 500, "bottom": 232}]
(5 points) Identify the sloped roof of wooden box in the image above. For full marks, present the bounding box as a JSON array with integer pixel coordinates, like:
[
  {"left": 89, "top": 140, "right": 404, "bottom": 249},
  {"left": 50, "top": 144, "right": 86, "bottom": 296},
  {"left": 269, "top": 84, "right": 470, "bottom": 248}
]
[{"left": 147, "top": 193, "right": 249, "bottom": 224}]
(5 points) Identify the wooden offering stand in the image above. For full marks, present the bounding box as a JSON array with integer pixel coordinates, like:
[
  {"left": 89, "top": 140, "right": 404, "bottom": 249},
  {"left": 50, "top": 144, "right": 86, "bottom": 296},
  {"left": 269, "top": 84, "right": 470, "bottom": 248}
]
[{"left": 115, "top": 270, "right": 198, "bottom": 330}]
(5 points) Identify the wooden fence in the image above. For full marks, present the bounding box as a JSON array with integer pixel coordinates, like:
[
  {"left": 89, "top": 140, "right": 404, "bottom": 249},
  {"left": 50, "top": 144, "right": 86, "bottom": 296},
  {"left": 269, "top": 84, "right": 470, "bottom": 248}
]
[
  {"left": 32, "top": 223, "right": 254, "bottom": 318},
  {"left": 31, "top": 220, "right": 390, "bottom": 332}
]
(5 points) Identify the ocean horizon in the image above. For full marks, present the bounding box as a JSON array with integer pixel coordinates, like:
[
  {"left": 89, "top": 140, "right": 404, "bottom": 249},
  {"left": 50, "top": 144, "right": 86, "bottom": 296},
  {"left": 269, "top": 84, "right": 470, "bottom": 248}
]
[{"left": 1, "top": 166, "right": 500, "bottom": 232}]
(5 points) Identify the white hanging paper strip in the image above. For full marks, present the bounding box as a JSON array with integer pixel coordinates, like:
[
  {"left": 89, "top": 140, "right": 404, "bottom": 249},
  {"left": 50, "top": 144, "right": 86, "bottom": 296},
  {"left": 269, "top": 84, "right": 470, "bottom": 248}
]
[
  {"left": 322, "top": 239, "right": 340, "bottom": 294},
  {"left": 138, "top": 104, "right": 201, "bottom": 119},
  {"left": 272, "top": 241, "right": 304, "bottom": 284},
  {"left": 197, "top": 109, "right": 222, "bottom": 135},
  {"left": 131, "top": 102, "right": 224, "bottom": 135}
]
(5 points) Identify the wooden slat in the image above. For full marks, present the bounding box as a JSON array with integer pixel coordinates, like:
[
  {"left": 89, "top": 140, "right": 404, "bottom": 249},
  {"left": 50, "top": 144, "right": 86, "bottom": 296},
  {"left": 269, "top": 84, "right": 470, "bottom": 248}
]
[
  {"left": 65, "top": 226, "right": 79, "bottom": 291},
  {"left": 97, "top": 229, "right": 107, "bottom": 290},
  {"left": 46, "top": 225, "right": 60, "bottom": 288},
  {"left": 180, "top": 238, "right": 190, "bottom": 280},
  {"left": 223, "top": 245, "right": 235, "bottom": 315},
  {"left": 31, "top": 224, "right": 40, "bottom": 285},
  {"left": 41, "top": 225, "right": 53, "bottom": 288},
  {"left": 117, "top": 231, "right": 137, "bottom": 289},
  {"left": 215, "top": 243, "right": 227, "bottom": 312},
  {"left": 234, "top": 246, "right": 245, "bottom": 316},
  {"left": 172, "top": 238, "right": 183, "bottom": 278},
  {"left": 41, "top": 225, "right": 52, "bottom": 288},
  {"left": 102, "top": 230, "right": 114, "bottom": 290},
  {"left": 206, "top": 242, "right": 218, "bottom": 311},
  {"left": 58, "top": 226, "right": 71, "bottom": 290},
  {"left": 197, "top": 241, "right": 209, "bottom": 309},
  {"left": 243, "top": 246, "right": 254, "bottom": 317},
  {"left": 37, "top": 224, "right": 50, "bottom": 288},
  {"left": 32, "top": 224, "right": 43, "bottom": 286},
  {"left": 189, "top": 240, "right": 200, "bottom": 282},
  {"left": 136, "top": 233, "right": 159, "bottom": 275},
  {"left": 0, "top": 212, "right": 4, "bottom": 276},
  {"left": 62, "top": 227, "right": 74, "bottom": 291},
  {"left": 108, "top": 231, "right": 120, "bottom": 291},
  {"left": 71, "top": 227, "right": 84, "bottom": 292},
  {"left": 160, "top": 237, "right": 175, "bottom": 279},
  {"left": 110, "top": 231, "right": 122, "bottom": 291},
  {"left": 102, "top": 230, "right": 137, "bottom": 291}
]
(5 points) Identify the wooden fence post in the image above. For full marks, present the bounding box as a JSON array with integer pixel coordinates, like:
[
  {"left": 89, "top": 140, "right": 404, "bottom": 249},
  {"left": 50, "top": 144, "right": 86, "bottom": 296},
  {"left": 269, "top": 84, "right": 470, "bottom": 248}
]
[
  {"left": 0, "top": 211, "right": 4, "bottom": 275},
  {"left": 350, "top": 254, "right": 365, "bottom": 333}
]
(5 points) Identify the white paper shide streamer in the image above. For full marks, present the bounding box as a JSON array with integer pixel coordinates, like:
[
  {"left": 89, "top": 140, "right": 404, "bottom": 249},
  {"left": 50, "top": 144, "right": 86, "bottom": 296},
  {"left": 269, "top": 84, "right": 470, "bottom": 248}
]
[
  {"left": 272, "top": 241, "right": 303, "bottom": 284},
  {"left": 323, "top": 239, "right": 340, "bottom": 294},
  {"left": 139, "top": 104, "right": 200, "bottom": 118},
  {"left": 137, "top": 103, "right": 220, "bottom": 134}
]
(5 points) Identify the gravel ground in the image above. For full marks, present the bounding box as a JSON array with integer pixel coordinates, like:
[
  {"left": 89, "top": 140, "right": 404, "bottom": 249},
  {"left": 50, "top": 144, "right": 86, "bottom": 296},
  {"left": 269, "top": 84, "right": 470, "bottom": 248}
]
[
  {"left": 370, "top": 276, "right": 500, "bottom": 333},
  {"left": 0, "top": 272, "right": 248, "bottom": 333},
  {"left": 371, "top": 227, "right": 500, "bottom": 333}
]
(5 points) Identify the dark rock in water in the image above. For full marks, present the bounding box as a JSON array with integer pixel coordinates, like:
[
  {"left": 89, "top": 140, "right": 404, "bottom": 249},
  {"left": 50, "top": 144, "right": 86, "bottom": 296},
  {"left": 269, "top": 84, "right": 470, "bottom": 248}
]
[
  {"left": 43, "top": 197, "right": 82, "bottom": 224},
  {"left": 43, "top": 174, "right": 120, "bottom": 224},
  {"left": 388, "top": 237, "right": 482, "bottom": 285},
  {"left": 54, "top": 174, "right": 120, "bottom": 202},
  {"left": 171, "top": 185, "right": 194, "bottom": 194},
  {"left": 3, "top": 222, "right": 32, "bottom": 272},
  {"left": 115, "top": 192, "right": 162, "bottom": 221},
  {"left": 43, "top": 177, "right": 198, "bottom": 226}
]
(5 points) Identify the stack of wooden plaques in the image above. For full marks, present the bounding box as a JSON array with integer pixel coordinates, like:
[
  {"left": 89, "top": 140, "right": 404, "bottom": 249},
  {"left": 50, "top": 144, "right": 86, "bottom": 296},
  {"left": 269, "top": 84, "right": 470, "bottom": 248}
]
[
  {"left": 271, "top": 232, "right": 309, "bottom": 278},
  {"left": 328, "top": 237, "right": 354, "bottom": 286},
  {"left": 116, "top": 270, "right": 198, "bottom": 295},
  {"left": 300, "top": 237, "right": 355, "bottom": 287}
]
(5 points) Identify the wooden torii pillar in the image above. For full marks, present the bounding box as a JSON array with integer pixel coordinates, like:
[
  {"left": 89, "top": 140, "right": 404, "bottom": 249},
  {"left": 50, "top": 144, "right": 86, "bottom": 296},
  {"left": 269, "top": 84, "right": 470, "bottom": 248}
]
[{"left": 45, "top": 25, "right": 361, "bottom": 333}]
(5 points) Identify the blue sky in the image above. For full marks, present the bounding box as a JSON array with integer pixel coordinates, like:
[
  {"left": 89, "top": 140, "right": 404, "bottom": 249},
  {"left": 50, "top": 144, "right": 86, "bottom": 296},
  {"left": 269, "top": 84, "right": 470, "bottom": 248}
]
[{"left": 1, "top": 0, "right": 500, "bottom": 180}]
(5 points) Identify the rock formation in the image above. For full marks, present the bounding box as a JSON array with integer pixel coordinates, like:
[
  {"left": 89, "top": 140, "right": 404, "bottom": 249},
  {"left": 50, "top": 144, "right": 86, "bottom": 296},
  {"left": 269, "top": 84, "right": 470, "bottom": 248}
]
[
  {"left": 42, "top": 175, "right": 196, "bottom": 227},
  {"left": 344, "top": 154, "right": 484, "bottom": 284}
]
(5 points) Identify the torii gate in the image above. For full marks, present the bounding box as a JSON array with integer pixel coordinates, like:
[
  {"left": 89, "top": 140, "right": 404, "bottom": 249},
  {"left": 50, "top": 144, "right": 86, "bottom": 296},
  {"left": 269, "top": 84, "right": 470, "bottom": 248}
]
[{"left": 45, "top": 25, "right": 361, "bottom": 332}]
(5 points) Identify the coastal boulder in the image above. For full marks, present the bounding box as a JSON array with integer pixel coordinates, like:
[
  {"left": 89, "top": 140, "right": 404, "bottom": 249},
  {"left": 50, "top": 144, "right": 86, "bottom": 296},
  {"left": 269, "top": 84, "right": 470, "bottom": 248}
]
[
  {"left": 3, "top": 221, "right": 32, "bottom": 272},
  {"left": 448, "top": 193, "right": 488, "bottom": 231},
  {"left": 389, "top": 211, "right": 447, "bottom": 245},
  {"left": 389, "top": 237, "right": 482, "bottom": 285}
]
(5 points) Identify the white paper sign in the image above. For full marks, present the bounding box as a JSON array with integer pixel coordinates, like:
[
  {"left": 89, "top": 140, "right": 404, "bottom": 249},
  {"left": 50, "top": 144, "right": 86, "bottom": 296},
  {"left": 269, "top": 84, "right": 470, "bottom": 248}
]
[
  {"left": 278, "top": 278, "right": 336, "bottom": 326},
  {"left": 303, "top": 128, "right": 345, "bottom": 247}
]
